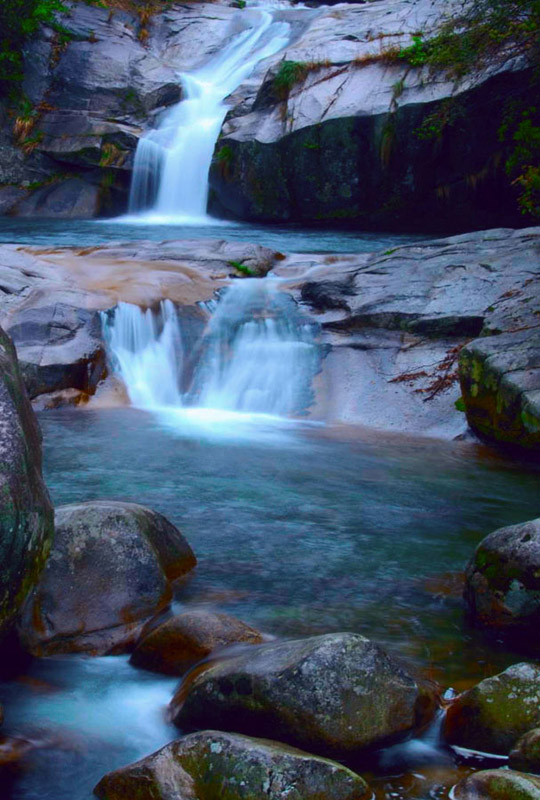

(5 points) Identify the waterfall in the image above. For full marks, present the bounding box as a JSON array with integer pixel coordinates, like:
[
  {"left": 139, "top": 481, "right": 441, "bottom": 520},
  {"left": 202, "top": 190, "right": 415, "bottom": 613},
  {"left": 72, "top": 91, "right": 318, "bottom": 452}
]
[
  {"left": 128, "top": 9, "right": 291, "bottom": 222},
  {"left": 102, "top": 281, "right": 319, "bottom": 421}
]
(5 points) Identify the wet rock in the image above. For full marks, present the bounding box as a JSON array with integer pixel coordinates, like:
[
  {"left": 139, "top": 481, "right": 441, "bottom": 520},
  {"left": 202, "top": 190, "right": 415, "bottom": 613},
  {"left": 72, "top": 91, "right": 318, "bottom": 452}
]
[
  {"left": 13, "top": 179, "right": 100, "bottom": 219},
  {"left": 464, "top": 518, "right": 540, "bottom": 648},
  {"left": 445, "top": 663, "right": 540, "bottom": 755},
  {"left": 459, "top": 330, "right": 540, "bottom": 451},
  {"left": 94, "top": 729, "right": 371, "bottom": 800},
  {"left": 453, "top": 769, "right": 540, "bottom": 800},
  {"left": 130, "top": 610, "right": 264, "bottom": 676},
  {"left": 171, "top": 632, "right": 436, "bottom": 759},
  {"left": 5, "top": 304, "right": 106, "bottom": 399},
  {"left": 510, "top": 729, "right": 540, "bottom": 774},
  {"left": 18, "top": 501, "right": 196, "bottom": 656},
  {"left": 0, "top": 327, "right": 54, "bottom": 638}
]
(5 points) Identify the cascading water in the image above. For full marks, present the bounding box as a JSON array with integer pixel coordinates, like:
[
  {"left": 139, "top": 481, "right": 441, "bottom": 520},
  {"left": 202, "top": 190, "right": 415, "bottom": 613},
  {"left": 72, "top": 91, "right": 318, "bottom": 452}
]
[
  {"left": 102, "top": 280, "right": 319, "bottom": 422},
  {"left": 128, "top": 9, "right": 291, "bottom": 222}
]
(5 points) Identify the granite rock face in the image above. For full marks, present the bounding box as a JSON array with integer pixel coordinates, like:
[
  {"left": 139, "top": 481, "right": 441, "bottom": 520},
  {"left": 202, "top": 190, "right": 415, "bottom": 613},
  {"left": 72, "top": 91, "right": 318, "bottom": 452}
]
[{"left": 453, "top": 770, "right": 540, "bottom": 800}]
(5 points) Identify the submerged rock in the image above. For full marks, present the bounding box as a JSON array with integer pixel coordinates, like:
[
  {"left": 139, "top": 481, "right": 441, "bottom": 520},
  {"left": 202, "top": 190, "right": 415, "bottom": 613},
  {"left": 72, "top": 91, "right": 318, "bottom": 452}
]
[
  {"left": 130, "top": 610, "right": 264, "bottom": 676},
  {"left": 0, "top": 326, "right": 53, "bottom": 638},
  {"left": 445, "top": 663, "right": 540, "bottom": 755},
  {"left": 18, "top": 501, "right": 196, "bottom": 656},
  {"left": 510, "top": 728, "right": 540, "bottom": 774},
  {"left": 94, "top": 729, "right": 371, "bottom": 800},
  {"left": 171, "top": 632, "right": 436, "bottom": 759},
  {"left": 453, "top": 769, "right": 540, "bottom": 800},
  {"left": 464, "top": 518, "right": 540, "bottom": 648}
]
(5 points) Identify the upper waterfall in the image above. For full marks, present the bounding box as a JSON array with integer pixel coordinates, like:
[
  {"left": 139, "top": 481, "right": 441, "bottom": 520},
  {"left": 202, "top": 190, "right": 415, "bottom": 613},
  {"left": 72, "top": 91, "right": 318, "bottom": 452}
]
[{"left": 128, "top": 9, "right": 291, "bottom": 222}]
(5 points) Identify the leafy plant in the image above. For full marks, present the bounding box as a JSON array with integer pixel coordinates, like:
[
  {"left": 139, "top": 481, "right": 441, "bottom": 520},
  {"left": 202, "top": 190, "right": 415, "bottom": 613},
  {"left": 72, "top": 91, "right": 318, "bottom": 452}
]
[
  {"left": 273, "top": 61, "right": 308, "bottom": 99},
  {"left": 228, "top": 260, "right": 254, "bottom": 277}
]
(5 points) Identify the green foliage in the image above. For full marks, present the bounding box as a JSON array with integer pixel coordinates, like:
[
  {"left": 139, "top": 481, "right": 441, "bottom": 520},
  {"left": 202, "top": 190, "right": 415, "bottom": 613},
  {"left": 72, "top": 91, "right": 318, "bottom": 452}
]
[
  {"left": 273, "top": 61, "right": 308, "bottom": 99},
  {"left": 228, "top": 260, "right": 254, "bottom": 277},
  {"left": 0, "top": 0, "right": 67, "bottom": 94},
  {"left": 398, "top": 35, "right": 429, "bottom": 67},
  {"left": 455, "top": 397, "right": 467, "bottom": 413},
  {"left": 504, "top": 106, "right": 540, "bottom": 216}
]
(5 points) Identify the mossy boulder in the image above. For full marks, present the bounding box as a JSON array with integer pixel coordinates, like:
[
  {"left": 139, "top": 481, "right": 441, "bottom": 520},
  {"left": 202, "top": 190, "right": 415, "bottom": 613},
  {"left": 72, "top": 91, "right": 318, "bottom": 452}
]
[
  {"left": 445, "top": 663, "right": 540, "bottom": 755},
  {"left": 18, "top": 501, "right": 196, "bottom": 656},
  {"left": 130, "top": 610, "right": 264, "bottom": 676},
  {"left": 0, "top": 326, "right": 54, "bottom": 638},
  {"left": 464, "top": 518, "right": 540, "bottom": 649},
  {"left": 459, "top": 331, "right": 540, "bottom": 451},
  {"left": 510, "top": 729, "right": 540, "bottom": 774},
  {"left": 453, "top": 769, "right": 540, "bottom": 800},
  {"left": 94, "top": 730, "right": 371, "bottom": 800},
  {"left": 170, "top": 632, "right": 436, "bottom": 759}
]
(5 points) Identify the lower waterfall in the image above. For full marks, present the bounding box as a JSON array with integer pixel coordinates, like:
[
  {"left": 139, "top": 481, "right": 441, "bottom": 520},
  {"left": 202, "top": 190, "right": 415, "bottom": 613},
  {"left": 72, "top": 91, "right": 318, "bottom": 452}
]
[{"left": 102, "top": 280, "right": 319, "bottom": 422}]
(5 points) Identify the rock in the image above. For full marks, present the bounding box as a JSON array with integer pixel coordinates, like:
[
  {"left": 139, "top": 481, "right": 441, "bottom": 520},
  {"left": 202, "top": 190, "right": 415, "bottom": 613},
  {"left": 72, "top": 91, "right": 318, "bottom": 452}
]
[
  {"left": 510, "top": 729, "right": 540, "bottom": 773},
  {"left": 0, "top": 187, "right": 28, "bottom": 215},
  {"left": 444, "top": 663, "right": 540, "bottom": 755},
  {"left": 18, "top": 501, "right": 196, "bottom": 656},
  {"left": 459, "top": 330, "right": 540, "bottom": 450},
  {"left": 464, "top": 518, "right": 540, "bottom": 647},
  {"left": 5, "top": 304, "right": 106, "bottom": 399},
  {"left": 130, "top": 610, "right": 264, "bottom": 675},
  {"left": 13, "top": 178, "right": 100, "bottom": 218},
  {"left": 170, "top": 632, "right": 436, "bottom": 759},
  {"left": 94, "top": 730, "right": 371, "bottom": 800},
  {"left": 0, "top": 326, "right": 53, "bottom": 638},
  {"left": 453, "top": 769, "right": 540, "bottom": 800}
]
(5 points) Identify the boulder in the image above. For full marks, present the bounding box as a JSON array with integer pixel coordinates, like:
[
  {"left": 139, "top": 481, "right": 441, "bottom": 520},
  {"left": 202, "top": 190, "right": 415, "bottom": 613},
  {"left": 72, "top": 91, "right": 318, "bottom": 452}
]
[
  {"left": 464, "top": 519, "right": 540, "bottom": 648},
  {"left": 94, "top": 730, "right": 371, "bottom": 800},
  {"left": 459, "top": 330, "right": 540, "bottom": 451},
  {"left": 171, "top": 632, "right": 436, "bottom": 759},
  {"left": 0, "top": 326, "right": 53, "bottom": 637},
  {"left": 13, "top": 179, "right": 100, "bottom": 219},
  {"left": 5, "top": 304, "right": 106, "bottom": 399},
  {"left": 18, "top": 501, "right": 196, "bottom": 656},
  {"left": 130, "top": 610, "right": 264, "bottom": 676},
  {"left": 445, "top": 663, "right": 540, "bottom": 755},
  {"left": 510, "top": 729, "right": 540, "bottom": 774},
  {"left": 453, "top": 769, "right": 540, "bottom": 800}
]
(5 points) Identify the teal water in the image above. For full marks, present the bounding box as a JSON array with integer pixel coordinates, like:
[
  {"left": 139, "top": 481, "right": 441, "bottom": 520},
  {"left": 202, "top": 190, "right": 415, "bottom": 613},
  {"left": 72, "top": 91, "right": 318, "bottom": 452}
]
[
  {"left": 1, "top": 408, "right": 539, "bottom": 799},
  {"left": 0, "top": 217, "right": 421, "bottom": 253}
]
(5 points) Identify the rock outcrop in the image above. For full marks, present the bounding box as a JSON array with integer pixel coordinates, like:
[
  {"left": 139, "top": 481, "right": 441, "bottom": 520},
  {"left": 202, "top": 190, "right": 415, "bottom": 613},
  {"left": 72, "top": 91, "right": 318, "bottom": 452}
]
[
  {"left": 94, "top": 730, "right": 371, "bottom": 800},
  {"left": 209, "top": 0, "right": 529, "bottom": 231},
  {"left": 464, "top": 518, "right": 540, "bottom": 649},
  {"left": 18, "top": 500, "right": 196, "bottom": 655},
  {"left": 171, "top": 632, "right": 436, "bottom": 759},
  {"left": 131, "top": 610, "right": 264, "bottom": 676},
  {"left": 444, "top": 663, "right": 540, "bottom": 755},
  {"left": 0, "top": 326, "right": 53, "bottom": 638}
]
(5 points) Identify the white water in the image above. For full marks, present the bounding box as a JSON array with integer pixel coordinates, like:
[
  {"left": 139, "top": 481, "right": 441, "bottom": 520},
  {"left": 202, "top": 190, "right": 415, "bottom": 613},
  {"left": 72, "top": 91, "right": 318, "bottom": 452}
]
[
  {"left": 102, "top": 280, "right": 319, "bottom": 424},
  {"left": 129, "top": 9, "right": 291, "bottom": 222}
]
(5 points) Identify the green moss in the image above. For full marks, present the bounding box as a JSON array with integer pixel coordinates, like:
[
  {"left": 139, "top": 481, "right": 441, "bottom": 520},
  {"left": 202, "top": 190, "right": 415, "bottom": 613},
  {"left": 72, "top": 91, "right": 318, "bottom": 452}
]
[
  {"left": 273, "top": 61, "right": 308, "bottom": 99},
  {"left": 228, "top": 260, "right": 254, "bottom": 277}
]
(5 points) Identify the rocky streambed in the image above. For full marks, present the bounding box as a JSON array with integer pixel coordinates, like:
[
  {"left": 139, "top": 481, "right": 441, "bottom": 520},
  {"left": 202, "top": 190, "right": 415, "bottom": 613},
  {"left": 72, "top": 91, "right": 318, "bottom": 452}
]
[{"left": 0, "top": 222, "right": 537, "bottom": 799}]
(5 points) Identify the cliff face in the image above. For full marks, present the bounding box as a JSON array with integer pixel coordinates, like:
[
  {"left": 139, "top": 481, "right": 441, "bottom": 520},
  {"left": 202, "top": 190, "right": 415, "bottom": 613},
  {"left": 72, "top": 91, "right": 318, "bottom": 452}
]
[{"left": 0, "top": 0, "right": 532, "bottom": 230}]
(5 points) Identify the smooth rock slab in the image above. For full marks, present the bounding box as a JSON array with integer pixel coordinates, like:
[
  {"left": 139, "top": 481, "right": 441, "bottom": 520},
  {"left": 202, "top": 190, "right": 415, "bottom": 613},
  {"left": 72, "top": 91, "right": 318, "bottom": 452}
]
[
  {"left": 130, "top": 610, "right": 264, "bottom": 676},
  {"left": 94, "top": 730, "right": 371, "bottom": 800},
  {"left": 0, "top": 327, "right": 54, "bottom": 637},
  {"left": 453, "top": 769, "right": 540, "bottom": 800},
  {"left": 445, "top": 663, "right": 540, "bottom": 755},
  {"left": 464, "top": 518, "right": 540, "bottom": 649},
  {"left": 171, "top": 632, "right": 436, "bottom": 759},
  {"left": 18, "top": 501, "right": 196, "bottom": 656}
]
